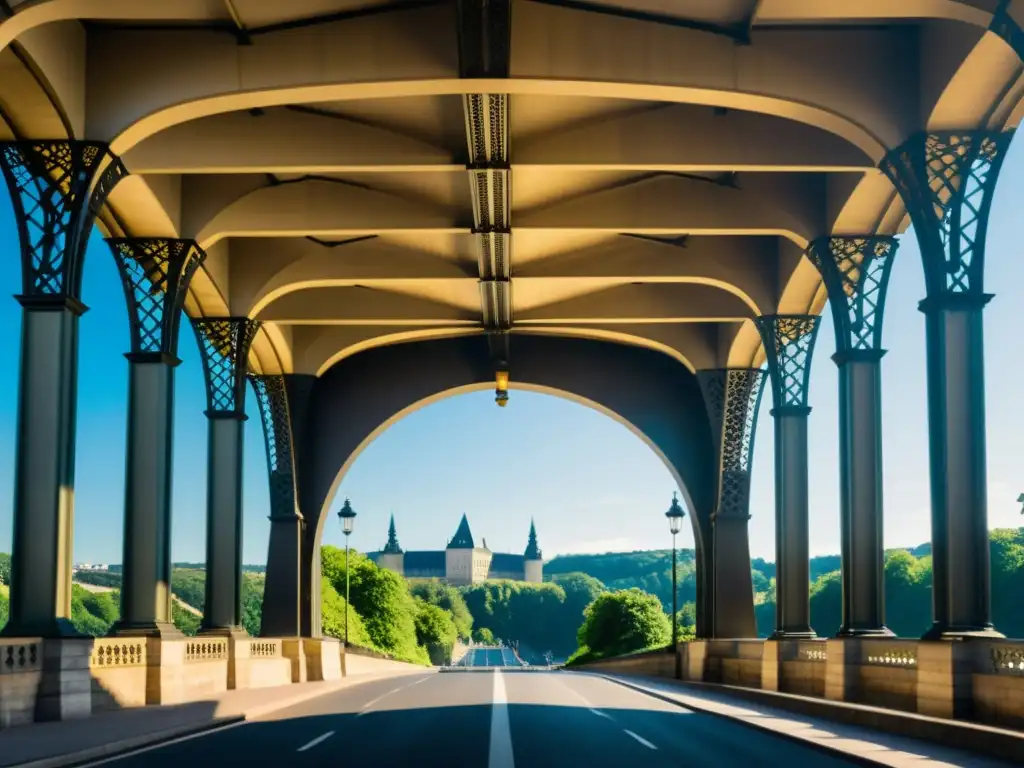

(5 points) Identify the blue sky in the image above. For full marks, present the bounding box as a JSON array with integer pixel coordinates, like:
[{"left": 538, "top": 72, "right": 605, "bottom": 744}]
[{"left": 0, "top": 149, "right": 1022, "bottom": 566}]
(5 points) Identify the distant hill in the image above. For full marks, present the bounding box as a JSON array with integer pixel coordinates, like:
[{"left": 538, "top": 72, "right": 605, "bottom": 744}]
[{"left": 96, "top": 563, "right": 266, "bottom": 574}]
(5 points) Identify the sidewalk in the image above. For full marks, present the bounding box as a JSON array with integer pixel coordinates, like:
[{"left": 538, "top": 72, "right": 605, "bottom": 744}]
[
  {"left": 0, "top": 670, "right": 427, "bottom": 768},
  {"left": 585, "top": 672, "right": 1022, "bottom": 767}
]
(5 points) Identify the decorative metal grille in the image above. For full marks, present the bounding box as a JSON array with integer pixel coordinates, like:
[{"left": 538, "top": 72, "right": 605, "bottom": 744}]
[
  {"left": 108, "top": 239, "right": 205, "bottom": 356},
  {"left": 0, "top": 141, "right": 126, "bottom": 298},
  {"left": 192, "top": 318, "right": 260, "bottom": 414},
  {"left": 881, "top": 131, "right": 1011, "bottom": 298},
  {"left": 250, "top": 374, "right": 297, "bottom": 520},
  {"left": 699, "top": 369, "right": 765, "bottom": 521},
  {"left": 754, "top": 315, "right": 820, "bottom": 409},
  {"left": 807, "top": 237, "right": 898, "bottom": 352}
]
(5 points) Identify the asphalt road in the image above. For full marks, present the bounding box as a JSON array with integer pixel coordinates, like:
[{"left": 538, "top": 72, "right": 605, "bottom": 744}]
[{"left": 85, "top": 671, "right": 867, "bottom": 768}]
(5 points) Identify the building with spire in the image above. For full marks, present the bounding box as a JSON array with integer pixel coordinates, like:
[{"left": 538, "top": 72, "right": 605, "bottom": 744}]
[{"left": 368, "top": 515, "right": 543, "bottom": 585}]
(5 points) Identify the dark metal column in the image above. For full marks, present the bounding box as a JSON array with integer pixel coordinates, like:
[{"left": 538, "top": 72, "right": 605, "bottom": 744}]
[
  {"left": 882, "top": 131, "right": 1012, "bottom": 639},
  {"left": 107, "top": 239, "right": 205, "bottom": 636},
  {"left": 808, "top": 236, "right": 899, "bottom": 637},
  {"left": 698, "top": 368, "right": 767, "bottom": 639},
  {"left": 755, "top": 315, "right": 821, "bottom": 639},
  {"left": 192, "top": 318, "right": 261, "bottom": 636},
  {"left": 250, "top": 374, "right": 305, "bottom": 637},
  {"left": 0, "top": 142, "right": 126, "bottom": 637}
]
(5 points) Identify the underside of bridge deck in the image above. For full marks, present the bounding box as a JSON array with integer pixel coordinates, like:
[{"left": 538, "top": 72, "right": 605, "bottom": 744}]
[{"left": 1, "top": 0, "right": 1024, "bottom": 726}]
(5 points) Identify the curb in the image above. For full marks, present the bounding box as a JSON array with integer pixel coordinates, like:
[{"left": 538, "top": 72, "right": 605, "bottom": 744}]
[
  {"left": 580, "top": 672, "right": 885, "bottom": 768},
  {"left": 9, "top": 716, "right": 246, "bottom": 768},
  {"left": 10, "top": 671, "right": 434, "bottom": 768}
]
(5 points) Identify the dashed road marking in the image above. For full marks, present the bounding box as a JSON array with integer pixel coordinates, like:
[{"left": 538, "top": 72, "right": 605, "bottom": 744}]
[
  {"left": 357, "top": 675, "right": 430, "bottom": 717},
  {"left": 623, "top": 730, "right": 657, "bottom": 750},
  {"left": 297, "top": 731, "right": 335, "bottom": 752}
]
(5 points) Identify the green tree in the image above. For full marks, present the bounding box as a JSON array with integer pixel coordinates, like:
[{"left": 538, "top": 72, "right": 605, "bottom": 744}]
[
  {"left": 322, "top": 546, "right": 426, "bottom": 664},
  {"left": 410, "top": 580, "right": 473, "bottom": 640},
  {"left": 170, "top": 569, "right": 207, "bottom": 611},
  {"left": 320, "top": 577, "right": 374, "bottom": 649},
  {"left": 576, "top": 588, "right": 671, "bottom": 659},
  {"left": 241, "top": 574, "right": 265, "bottom": 637},
  {"left": 473, "top": 627, "right": 495, "bottom": 644},
  {"left": 78, "top": 589, "right": 119, "bottom": 626},
  {"left": 414, "top": 598, "right": 458, "bottom": 664},
  {"left": 0, "top": 552, "right": 12, "bottom": 586},
  {"left": 70, "top": 585, "right": 116, "bottom": 636},
  {"left": 172, "top": 604, "right": 201, "bottom": 636},
  {"left": 0, "top": 583, "right": 9, "bottom": 630}
]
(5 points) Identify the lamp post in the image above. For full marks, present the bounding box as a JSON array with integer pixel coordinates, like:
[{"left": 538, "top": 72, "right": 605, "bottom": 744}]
[
  {"left": 338, "top": 498, "right": 357, "bottom": 648},
  {"left": 666, "top": 492, "right": 686, "bottom": 649}
]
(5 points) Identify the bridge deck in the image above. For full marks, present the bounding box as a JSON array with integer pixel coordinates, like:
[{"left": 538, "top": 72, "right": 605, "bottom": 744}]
[{"left": 50, "top": 671, "right": 1015, "bottom": 767}]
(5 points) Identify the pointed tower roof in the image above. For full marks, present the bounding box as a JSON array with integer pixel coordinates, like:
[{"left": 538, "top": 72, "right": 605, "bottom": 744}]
[
  {"left": 447, "top": 514, "right": 475, "bottom": 549},
  {"left": 382, "top": 513, "right": 403, "bottom": 554},
  {"left": 524, "top": 518, "right": 542, "bottom": 560}
]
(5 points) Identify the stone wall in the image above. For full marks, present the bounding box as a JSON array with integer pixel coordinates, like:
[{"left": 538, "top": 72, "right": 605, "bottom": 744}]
[{"left": 570, "top": 637, "right": 1024, "bottom": 731}]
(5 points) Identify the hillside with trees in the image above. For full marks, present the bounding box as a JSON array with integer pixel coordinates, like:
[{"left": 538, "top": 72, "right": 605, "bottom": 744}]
[{"left": 4, "top": 528, "right": 1022, "bottom": 663}]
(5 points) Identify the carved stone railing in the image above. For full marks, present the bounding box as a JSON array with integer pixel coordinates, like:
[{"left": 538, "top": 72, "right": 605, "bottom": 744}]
[
  {"left": 865, "top": 644, "right": 918, "bottom": 668},
  {"left": 797, "top": 642, "right": 827, "bottom": 662},
  {"left": 990, "top": 644, "right": 1024, "bottom": 675},
  {"left": 184, "top": 639, "right": 228, "bottom": 662},
  {"left": 0, "top": 640, "right": 41, "bottom": 674},
  {"left": 89, "top": 639, "right": 146, "bottom": 668},
  {"left": 250, "top": 640, "right": 281, "bottom": 658}
]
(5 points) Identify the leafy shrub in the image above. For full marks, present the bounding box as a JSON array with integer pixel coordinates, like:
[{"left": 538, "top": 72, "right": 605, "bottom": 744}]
[
  {"left": 410, "top": 580, "right": 473, "bottom": 640},
  {"left": 576, "top": 588, "right": 671, "bottom": 659}
]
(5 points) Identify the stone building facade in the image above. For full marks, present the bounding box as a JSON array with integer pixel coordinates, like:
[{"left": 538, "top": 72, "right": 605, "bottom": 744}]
[{"left": 371, "top": 515, "right": 543, "bottom": 586}]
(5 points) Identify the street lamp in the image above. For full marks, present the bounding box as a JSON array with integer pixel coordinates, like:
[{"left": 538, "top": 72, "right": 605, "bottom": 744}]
[
  {"left": 665, "top": 492, "right": 686, "bottom": 649},
  {"left": 337, "top": 498, "right": 357, "bottom": 648}
]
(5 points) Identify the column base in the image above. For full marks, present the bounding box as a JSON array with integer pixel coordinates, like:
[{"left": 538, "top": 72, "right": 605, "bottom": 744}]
[
  {"left": 837, "top": 625, "right": 894, "bottom": 638},
  {"left": 198, "top": 625, "right": 251, "bottom": 640},
  {"left": 0, "top": 617, "right": 83, "bottom": 640},
  {"left": 921, "top": 622, "right": 1005, "bottom": 641},
  {"left": 109, "top": 620, "right": 184, "bottom": 639},
  {"left": 770, "top": 629, "right": 817, "bottom": 640}
]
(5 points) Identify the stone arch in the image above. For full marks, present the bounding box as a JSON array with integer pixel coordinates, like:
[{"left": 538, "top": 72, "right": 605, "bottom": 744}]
[{"left": 290, "top": 333, "right": 717, "bottom": 635}]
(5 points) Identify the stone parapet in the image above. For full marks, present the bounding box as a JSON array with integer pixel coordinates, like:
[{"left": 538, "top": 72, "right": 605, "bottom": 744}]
[
  {"left": 0, "top": 638, "right": 43, "bottom": 726},
  {"left": 229, "top": 638, "right": 292, "bottom": 690},
  {"left": 570, "top": 637, "right": 1024, "bottom": 731}
]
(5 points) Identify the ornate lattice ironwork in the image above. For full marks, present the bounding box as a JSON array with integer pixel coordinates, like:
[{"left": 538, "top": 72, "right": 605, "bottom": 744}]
[
  {"left": 250, "top": 374, "right": 297, "bottom": 519},
  {"left": 107, "top": 239, "right": 205, "bottom": 357},
  {"left": 192, "top": 318, "right": 261, "bottom": 414},
  {"left": 881, "top": 131, "right": 1012, "bottom": 299},
  {"left": 0, "top": 141, "right": 127, "bottom": 298},
  {"left": 699, "top": 369, "right": 766, "bottom": 521},
  {"left": 807, "top": 236, "right": 898, "bottom": 352},
  {"left": 754, "top": 315, "right": 820, "bottom": 409}
]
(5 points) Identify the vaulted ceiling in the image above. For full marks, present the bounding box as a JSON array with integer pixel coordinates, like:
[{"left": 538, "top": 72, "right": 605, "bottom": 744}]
[{"left": 1, "top": 0, "right": 1022, "bottom": 375}]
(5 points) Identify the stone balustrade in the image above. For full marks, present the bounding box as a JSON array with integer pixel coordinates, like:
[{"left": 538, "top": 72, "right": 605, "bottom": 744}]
[
  {"left": 0, "top": 633, "right": 362, "bottom": 725},
  {"left": 0, "top": 639, "right": 43, "bottom": 726},
  {"left": 573, "top": 637, "right": 1024, "bottom": 731}
]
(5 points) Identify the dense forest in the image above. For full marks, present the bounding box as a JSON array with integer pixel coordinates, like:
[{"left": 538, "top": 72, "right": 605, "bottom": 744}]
[{"left": 3, "top": 528, "right": 1024, "bottom": 663}]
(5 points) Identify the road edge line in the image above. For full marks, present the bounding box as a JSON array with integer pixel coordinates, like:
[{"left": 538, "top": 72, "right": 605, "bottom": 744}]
[
  {"left": 578, "top": 672, "right": 885, "bottom": 768},
  {"left": 9, "top": 716, "right": 246, "bottom": 768}
]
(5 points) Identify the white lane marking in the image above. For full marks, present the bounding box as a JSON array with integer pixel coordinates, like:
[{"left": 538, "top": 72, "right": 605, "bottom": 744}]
[
  {"left": 356, "top": 675, "right": 430, "bottom": 717},
  {"left": 623, "top": 730, "right": 658, "bottom": 750},
  {"left": 488, "top": 670, "right": 515, "bottom": 768},
  {"left": 297, "top": 731, "right": 335, "bottom": 752},
  {"left": 558, "top": 674, "right": 615, "bottom": 722}
]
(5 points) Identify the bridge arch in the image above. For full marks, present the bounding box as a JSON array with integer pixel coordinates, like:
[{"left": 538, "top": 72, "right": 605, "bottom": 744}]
[{"left": 287, "top": 333, "right": 717, "bottom": 635}]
